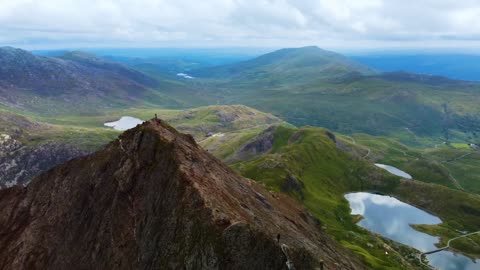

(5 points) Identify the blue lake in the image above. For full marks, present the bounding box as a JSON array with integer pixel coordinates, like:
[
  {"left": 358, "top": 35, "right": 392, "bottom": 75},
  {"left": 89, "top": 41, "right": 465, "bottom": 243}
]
[{"left": 345, "top": 192, "right": 478, "bottom": 270}]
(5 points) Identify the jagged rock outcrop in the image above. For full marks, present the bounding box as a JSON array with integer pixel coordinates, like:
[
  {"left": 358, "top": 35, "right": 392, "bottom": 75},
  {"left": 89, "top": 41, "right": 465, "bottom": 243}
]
[
  {"left": 0, "top": 111, "right": 89, "bottom": 188},
  {"left": 0, "top": 119, "right": 364, "bottom": 269},
  {"left": 232, "top": 125, "right": 278, "bottom": 161},
  {"left": 281, "top": 174, "right": 305, "bottom": 200}
]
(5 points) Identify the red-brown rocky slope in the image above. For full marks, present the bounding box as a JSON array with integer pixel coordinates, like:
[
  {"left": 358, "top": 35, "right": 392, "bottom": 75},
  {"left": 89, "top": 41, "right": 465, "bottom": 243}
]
[{"left": 0, "top": 119, "right": 363, "bottom": 269}]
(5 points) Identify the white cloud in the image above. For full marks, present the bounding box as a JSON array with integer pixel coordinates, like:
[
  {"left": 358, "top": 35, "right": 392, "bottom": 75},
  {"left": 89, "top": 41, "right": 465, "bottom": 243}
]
[{"left": 2, "top": 0, "right": 480, "bottom": 50}]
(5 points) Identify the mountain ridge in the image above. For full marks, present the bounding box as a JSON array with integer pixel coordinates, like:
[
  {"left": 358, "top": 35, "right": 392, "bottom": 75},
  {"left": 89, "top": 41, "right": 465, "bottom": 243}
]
[
  {"left": 0, "top": 118, "right": 363, "bottom": 269},
  {"left": 0, "top": 47, "right": 153, "bottom": 94},
  {"left": 0, "top": 47, "right": 173, "bottom": 115}
]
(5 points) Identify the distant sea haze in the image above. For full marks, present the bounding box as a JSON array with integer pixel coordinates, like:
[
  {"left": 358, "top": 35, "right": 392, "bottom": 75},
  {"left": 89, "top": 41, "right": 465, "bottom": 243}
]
[{"left": 350, "top": 54, "right": 480, "bottom": 81}]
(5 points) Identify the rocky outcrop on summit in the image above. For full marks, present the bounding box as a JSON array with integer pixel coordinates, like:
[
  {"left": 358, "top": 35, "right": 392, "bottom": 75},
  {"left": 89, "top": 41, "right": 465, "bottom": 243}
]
[{"left": 0, "top": 119, "right": 363, "bottom": 269}]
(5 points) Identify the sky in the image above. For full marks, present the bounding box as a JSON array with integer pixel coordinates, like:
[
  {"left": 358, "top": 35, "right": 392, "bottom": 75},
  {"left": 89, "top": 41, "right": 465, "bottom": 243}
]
[{"left": 2, "top": 0, "right": 480, "bottom": 52}]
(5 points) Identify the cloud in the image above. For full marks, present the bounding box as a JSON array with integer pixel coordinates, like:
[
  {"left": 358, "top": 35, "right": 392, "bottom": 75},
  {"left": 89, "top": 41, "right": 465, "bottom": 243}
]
[{"left": 2, "top": 0, "right": 480, "bottom": 50}]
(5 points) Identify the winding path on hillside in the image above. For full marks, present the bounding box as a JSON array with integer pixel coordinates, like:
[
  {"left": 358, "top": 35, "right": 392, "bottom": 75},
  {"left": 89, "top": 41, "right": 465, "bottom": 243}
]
[
  {"left": 363, "top": 148, "right": 371, "bottom": 158},
  {"left": 444, "top": 152, "right": 473, "bottom": 163},
  {"left": 345, "top": 136, "right": 356, "bottom": 145},
  {"left": 438, "top": 163, "right": 464, "bottom": 190},
  {"left": 342, "top": 135, "right": 373, "bottom": 159},
  {"left": 437, "top": 151, "right": 476, "bottom": 190},
  {"left": 404, "top": 127, "right": 419, "bottom": 142}
]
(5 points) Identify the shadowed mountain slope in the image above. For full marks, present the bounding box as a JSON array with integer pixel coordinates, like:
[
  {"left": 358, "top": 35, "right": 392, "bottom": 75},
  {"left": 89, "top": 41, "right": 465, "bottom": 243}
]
[
  {"left": 0, "top": 47, "right": 153, "bottom": 95},
  {"left": 0, "top": 47, "right": 178, "bottom": 114}
]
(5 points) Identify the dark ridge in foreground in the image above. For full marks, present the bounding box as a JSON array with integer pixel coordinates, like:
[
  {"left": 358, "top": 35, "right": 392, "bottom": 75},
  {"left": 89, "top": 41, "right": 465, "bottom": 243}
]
[{"left": 0, "top": 119, "right": 363, "bottom": 269}]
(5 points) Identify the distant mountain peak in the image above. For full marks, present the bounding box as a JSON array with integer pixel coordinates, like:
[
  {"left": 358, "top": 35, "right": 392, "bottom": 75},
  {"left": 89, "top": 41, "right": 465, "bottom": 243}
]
[
  {"left": 279, "top": 45, "right": 321, "bottom": 51},
  {"left": 299, "top": 45, "right": 319, "bottom": 49},
  {"left": 0, "top": 118, "right": 362, "bottom": 269}
]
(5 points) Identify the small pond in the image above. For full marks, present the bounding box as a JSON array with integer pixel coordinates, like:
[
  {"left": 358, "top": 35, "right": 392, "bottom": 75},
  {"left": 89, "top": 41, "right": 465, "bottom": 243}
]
[
  {"left": 375, "top": 163, "right": 412, "bottom": 179},
  {"left": 345, "top": 192, "right": 478, "bottom": 270},
  {"left": 177, "top": 72, "right": 194, "bottom": 79},
  {"left": 104, "top": 116, "right": 143, "bottom": 131}
]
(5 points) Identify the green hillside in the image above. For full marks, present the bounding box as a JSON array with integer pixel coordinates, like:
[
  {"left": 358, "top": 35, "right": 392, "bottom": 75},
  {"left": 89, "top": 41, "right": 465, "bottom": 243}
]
[{"left": 223, "top": 125, "right": 480, "bottom": 267}]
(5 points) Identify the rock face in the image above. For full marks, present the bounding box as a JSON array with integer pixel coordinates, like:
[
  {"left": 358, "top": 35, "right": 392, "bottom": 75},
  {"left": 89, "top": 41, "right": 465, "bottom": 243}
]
[
  {"left": 0, "top": 119, "right": 363, "bottom": 269},
  {"left": 232, "top": 125, "right": 278, "bottom": 161},
  {"left": 0, "top": 136, "right": 88, "bottom": 188}
]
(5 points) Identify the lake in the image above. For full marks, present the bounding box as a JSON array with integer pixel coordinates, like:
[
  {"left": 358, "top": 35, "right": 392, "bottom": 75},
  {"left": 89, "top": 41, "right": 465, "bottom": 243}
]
[
  {"left": 375, "top": 163, "right": 412, "bottom": 179},
  {"left": 177, "top": 72, "right": 194, "bottom": 79},
  {"left": 104, "top": 116, "right": 143, "bottom": 131},
  {"left": 345, "top": 192, "right": 478, "bottom": 270}
]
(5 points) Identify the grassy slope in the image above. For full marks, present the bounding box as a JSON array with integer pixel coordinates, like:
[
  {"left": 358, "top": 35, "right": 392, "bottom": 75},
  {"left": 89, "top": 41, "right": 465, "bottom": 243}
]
[
  {"left": 0, "top": 105, "right": 290, "bottom": 151},
  {"left": 344, "top": 133, "right": 480, "bottom": 194},
  {"left": 216, "top": 76, "right": 479, "bottom": 146},
  {"left": 229, "top": 126, "right": 419, "bottom": 269}
]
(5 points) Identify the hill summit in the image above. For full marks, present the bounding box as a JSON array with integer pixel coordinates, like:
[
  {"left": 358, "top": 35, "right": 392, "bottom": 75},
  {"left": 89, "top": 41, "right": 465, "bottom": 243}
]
[
  {"left": 192, "top": 46, "right": 376, "bottom": 80},
  {"left": 0, "top": 119, "right": 362, "bottom": 269}
]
